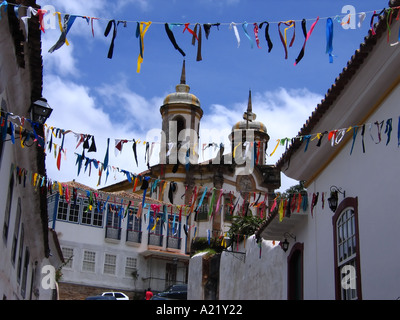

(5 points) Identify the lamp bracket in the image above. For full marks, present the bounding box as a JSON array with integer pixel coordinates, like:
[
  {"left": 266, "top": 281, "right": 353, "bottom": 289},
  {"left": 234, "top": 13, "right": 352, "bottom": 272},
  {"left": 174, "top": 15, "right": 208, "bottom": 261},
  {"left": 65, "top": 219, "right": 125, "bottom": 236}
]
[{"left": 330, "top": 185, "right": 345, "bottom": 198}]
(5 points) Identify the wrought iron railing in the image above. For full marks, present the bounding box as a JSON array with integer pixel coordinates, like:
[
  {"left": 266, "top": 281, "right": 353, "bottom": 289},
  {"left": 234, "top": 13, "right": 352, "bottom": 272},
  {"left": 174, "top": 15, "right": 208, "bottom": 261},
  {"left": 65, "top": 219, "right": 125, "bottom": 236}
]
[
  {"left": 167, "top": 236, "right": 181, "bottom": 249},
  {"left": 148, "top": 233, "right": 163, "bottom": 246},
  {"left": 126, "top": 229, "right": 142, "bottom": 243},
  {"left": 105, "top": 226, "right": 121, "bottom": 240}
]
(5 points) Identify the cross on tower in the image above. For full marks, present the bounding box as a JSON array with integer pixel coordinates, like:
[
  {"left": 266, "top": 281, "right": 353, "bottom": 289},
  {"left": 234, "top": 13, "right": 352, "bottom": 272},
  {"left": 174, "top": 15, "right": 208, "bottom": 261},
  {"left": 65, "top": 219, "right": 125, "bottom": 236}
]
[{"left": 243, "top": 90, "right": 256, "bottom": 129}]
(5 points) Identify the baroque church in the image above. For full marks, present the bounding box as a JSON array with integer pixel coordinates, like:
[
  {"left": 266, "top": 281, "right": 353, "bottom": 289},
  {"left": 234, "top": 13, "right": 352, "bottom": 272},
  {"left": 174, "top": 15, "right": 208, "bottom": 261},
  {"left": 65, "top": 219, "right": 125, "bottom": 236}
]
[{"left": 103, "top": 60, "right": 281, "bottom": 252}]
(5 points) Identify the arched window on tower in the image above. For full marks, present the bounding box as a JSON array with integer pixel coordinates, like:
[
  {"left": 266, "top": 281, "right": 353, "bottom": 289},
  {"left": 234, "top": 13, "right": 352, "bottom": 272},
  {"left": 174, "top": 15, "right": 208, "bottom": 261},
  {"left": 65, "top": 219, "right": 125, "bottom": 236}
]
[{"left": 173, "top": 115, "right": 186, "bottom": 149}]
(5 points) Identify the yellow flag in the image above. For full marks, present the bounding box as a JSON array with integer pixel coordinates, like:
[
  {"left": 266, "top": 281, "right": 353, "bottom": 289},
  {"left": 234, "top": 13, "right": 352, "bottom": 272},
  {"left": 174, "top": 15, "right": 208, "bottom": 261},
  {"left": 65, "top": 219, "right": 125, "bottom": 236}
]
[{"left": 137, "top": 21, "right": 152, "bottom": 73}]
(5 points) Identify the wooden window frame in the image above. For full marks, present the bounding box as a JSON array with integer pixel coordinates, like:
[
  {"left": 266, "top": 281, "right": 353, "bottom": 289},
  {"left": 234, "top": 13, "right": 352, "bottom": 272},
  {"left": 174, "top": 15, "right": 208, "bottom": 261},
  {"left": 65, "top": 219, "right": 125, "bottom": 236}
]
[{"left": 332, "top": 197, "right": 362, "bottom": 300}]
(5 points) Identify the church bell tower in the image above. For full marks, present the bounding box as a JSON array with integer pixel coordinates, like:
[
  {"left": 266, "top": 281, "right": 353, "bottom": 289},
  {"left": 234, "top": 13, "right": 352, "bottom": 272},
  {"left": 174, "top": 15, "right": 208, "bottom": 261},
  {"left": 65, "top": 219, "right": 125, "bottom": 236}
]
[
  {"left": 159, "top": 60, "right": 203, "bottom": 166},
  {"left": 229, "top": 90, "right": 270, "bottom": 166}
]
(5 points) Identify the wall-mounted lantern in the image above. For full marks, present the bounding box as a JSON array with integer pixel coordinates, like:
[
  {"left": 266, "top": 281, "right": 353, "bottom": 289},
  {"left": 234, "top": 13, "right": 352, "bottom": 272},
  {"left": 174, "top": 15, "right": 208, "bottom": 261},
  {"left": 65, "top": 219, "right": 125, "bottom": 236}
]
[
  {"left": 280, "top": 232, "right": 296, "bottom": 252},
  {"left": 30, "top": 98, "right": 53, "bottom": 124},
  {"left": 327, "top": 186, "right": 346, "bottom": 213}
]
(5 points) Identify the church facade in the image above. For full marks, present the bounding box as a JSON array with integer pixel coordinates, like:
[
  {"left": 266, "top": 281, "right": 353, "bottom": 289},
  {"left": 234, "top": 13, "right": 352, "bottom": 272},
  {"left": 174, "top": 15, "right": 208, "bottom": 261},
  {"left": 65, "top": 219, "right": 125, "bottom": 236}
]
[{"left": 103, "top": 61, "right": 281, "bottom": 251}]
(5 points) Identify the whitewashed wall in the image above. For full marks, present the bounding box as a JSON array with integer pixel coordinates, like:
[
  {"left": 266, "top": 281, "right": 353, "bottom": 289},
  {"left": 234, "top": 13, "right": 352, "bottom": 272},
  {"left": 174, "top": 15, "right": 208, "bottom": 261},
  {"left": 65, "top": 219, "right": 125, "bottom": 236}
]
[
  {"left": 53, "top": 204, "right": 188, "bottom": 293},
  {"left": 188, "top": 236, "right": 286, "bottom": 300},
  {"left": 301, "top": 84, "right": 400, "bottom": 300}
]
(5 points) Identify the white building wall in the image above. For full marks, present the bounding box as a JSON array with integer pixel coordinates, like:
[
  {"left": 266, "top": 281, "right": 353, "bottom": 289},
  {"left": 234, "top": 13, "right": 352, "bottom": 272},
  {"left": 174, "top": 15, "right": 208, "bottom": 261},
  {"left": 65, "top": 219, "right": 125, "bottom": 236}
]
[
  {"left": 0, "top": 137, "right": 56, "bottom": 300},
  {"left": 52, "top": 198, "right": 189, "bottom": 294},
  {"left": 57, "top": 239, "right": 140, "bottom": 291},
  {"left": 0, "top": 9, "right": 58, "bottom": 299},
  {"left": 295, "top": 205, "right": 336, "bottom": 299},
  {"left": 300, "top": 83, "right": 400, "bottom": 299}
]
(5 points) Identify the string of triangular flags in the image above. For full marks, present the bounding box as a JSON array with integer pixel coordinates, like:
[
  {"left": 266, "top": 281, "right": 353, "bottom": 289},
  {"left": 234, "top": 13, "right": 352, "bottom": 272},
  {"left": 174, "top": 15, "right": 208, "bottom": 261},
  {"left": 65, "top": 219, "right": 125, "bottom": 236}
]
[
  {"left": 2, "top": 109, "right": 399, "bottom": 180},
  {"left": 9, "top": 159, "right": 275, "bottom": 242},
  {"left": 10, "top": 150, "right": 347, "bottom": 251},
  {"left": 269, "top": 116, "right": 400, "bottom": 157},
  {"left": 8, "top": 155, "right": 347, "bottom": 222},
  {"left": 20, "top": 121, "right": 400, "bottom": 227},
  {"left": 3, "top": 1, "right": 400, "bottom": 72}
]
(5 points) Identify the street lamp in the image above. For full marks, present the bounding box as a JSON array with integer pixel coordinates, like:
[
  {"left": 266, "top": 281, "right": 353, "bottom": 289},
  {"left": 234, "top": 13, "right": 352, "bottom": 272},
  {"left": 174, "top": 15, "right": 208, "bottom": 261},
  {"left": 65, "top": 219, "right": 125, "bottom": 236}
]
[
  {"left": 280, "top": 232, "right": 296, "bottom": 252},
  {"left": 30, "top": 98, "right": 53, "bottom": 124}
]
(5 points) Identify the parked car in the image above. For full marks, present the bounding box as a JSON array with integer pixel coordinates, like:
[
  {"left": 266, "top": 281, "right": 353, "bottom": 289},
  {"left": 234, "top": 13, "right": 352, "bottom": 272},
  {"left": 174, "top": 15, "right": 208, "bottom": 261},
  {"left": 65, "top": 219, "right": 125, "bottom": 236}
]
[
  {"left": 86, "top": 295, "right": 116, "bottom": 300},
  {"left": 101, "top": 292, "right": 129, "bottom": 300},
  {"left": 152, "top": 284, "right": 187, "bottom": 300}
]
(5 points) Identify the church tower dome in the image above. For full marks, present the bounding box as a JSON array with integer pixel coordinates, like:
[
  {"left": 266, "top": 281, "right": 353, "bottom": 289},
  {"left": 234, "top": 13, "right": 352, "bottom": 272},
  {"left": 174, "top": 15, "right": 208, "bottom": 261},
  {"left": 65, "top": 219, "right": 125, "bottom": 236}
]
[
  {"left": 159, "top": 60, "right": 203, "bottom": 165},
  {"left": 162, "top": 62, "right": 201, "bottom": 108}
]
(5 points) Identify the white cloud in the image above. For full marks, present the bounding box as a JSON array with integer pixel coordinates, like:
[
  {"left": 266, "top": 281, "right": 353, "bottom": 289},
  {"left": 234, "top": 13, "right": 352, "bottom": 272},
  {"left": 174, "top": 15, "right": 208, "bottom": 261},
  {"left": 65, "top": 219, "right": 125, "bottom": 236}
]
[
  {"left": 43, "top": 75, "right": 153, "bottom": 189},
  {"left": 113, "top": 0, "right": 150, "bottom": 12},
  {"left": 41, "top": 33, "right": 79, "bottom": 77},
  {"left": 95, "top": 79, "right": 164, "bottom": 133},
  {"left": 38, "top": 0, "right": 112, "bottom": 77},
  {"left": 38, "top": 0, "right": 108, "bottom": 17},
  {"left": 43, "top": 75, "right": 110, "bottom": 133}
]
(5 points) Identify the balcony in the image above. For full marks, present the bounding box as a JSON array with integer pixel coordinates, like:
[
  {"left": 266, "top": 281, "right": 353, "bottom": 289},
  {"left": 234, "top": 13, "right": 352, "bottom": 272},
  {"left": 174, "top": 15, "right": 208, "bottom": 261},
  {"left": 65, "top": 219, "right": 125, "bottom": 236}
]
[
  {"left": 148, "top": 233, "right": 163, "bottom": 247},
  {"left": 126, "top": 229, "right": 142, "bottom": 244},
  {"left": 256, "top": 209, "right": 308, "bottom": 241},
  {"left": 105, "top": 226, "right": 121, "bottom": 240},
  {"left": 167, "top": 236, "right": 181, "bottom": 250}
]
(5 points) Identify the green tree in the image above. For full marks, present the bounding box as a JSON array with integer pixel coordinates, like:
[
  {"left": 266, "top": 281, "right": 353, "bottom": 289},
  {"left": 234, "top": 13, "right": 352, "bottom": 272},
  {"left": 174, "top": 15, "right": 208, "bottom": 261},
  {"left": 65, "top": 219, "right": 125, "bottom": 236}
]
[
  {"left": 281, "top": 180, "right": 307, "bottom": 197},
  {"left": 227, "top": 215, "right": 264, "bottom": 244}
]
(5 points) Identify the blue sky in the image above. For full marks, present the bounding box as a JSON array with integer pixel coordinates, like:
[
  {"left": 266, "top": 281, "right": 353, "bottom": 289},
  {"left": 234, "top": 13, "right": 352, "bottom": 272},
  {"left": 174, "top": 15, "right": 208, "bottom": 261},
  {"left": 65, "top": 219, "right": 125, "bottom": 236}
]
[{"left": 36, "top": 0, "right": 388, "bottom": 191}]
